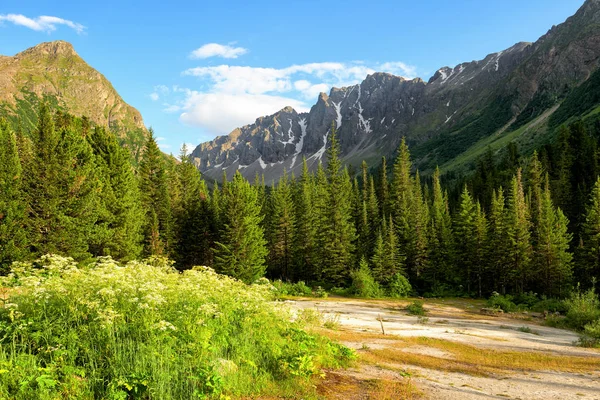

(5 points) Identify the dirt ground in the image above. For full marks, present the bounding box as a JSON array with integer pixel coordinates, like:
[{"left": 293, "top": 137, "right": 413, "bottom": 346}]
[{"left": 288, "top": 297, "right": 600, "bottom": 400}]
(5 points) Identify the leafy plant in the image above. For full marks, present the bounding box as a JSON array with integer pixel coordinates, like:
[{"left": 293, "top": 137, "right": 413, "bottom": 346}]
[
  {"left": 350, "top": 258, "right": 382, "bottom": 298},
  {"left": 387, "top": 273, "right": 412, "bottom": 298},
  {"left": 564, "top": 286, "right": 600, "bottom": 330},
  {"left": 406, "top": 301, "right": 426, "bottom": 316}
]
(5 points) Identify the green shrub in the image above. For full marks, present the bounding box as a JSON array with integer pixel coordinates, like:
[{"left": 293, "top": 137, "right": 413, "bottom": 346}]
[
  {"left": 350, "top": 258, "right": 381, "bottom": 298},
  {"left": 531, "top": 298, "right": 569, "bottom": 314},
  {"left": 387, "top": 273, "right": 412, "bottom": 298},
  {"left": 564, "top": 286, "right": 600, "bottom": 331},
  {"left": 513, "top": 291, "right": 539, "bottom": 309},
  {"left": 0, "top": 255, "right": 354, "bottom": 399},
  {"left": 487, "top": 292, "right": 517, "bottom": 312},
  {"left": 583, "top": 319, "right": 600, "bottom": 340},
  {"left": 271, "top": 280, "right": 314, "bottom": 297},
  {"left": 406, "top": 300, "right": 426, "bottom": 316}
]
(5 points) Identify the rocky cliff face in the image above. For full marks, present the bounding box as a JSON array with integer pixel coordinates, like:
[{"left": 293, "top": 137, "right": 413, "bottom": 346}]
[
  {"left": 192, "top": 0, "right": 600, "bottom": 181},
  {"left": 0, "top": 41, "right": 145, "bottom": 134}
]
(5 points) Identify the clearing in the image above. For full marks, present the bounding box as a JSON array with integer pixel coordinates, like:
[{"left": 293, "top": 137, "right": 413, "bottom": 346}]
[{"left": 288, "top": 297, "right": 600, "bottom": 400}]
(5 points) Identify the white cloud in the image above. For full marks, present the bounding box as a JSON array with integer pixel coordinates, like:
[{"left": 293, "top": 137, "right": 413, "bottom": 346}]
[
  {"left": 156, "top": 137, "right": 167, "bottom": 142},
  {"left": 175, "top": 58, "right": 417, "bottom": 136},
  {"left": 180, "top": 91, "right": 309, "bottom": 135},
  {"left": 189, "top": 43, "right": 248, "bottom": 59},
  {"left": 158, "top": 143, "right": 171, "bottom": 150},
  {"left": 0, "top": 14, "right": 85, "bottom": 34},
  {"left": 149, "top": 93, "right": 159, "bottom": 101}
]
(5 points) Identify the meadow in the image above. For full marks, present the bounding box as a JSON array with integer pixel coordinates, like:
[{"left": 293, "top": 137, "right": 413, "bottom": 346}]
[{"left": 0, "top": 255, "right": 355, "bottom": 399}]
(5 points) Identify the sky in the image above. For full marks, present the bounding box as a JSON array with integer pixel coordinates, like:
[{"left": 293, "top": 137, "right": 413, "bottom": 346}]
[{"left": 0, "top": 0, "right": 585, "bottom": 154}]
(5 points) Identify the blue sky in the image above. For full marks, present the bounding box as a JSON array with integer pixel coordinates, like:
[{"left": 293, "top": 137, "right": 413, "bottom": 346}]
[{"left": 0, "top": 0, "right": 584, "bottom": 153}]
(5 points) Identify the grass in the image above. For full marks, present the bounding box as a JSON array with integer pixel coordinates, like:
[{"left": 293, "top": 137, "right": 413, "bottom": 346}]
[
  {"left": 0, "top": 255, "right": 355, "bottom": 399},
  {"left": 319, "top": 329, "right": 599, "bottom": 378},
  {"left": 316, "top": 371, "right": 421, "bottom": 400}
]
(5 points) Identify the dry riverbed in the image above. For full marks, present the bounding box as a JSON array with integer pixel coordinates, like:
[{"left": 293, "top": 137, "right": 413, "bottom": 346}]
[{"left": 287, "top": 297, "right": 600, "bottom": 400}]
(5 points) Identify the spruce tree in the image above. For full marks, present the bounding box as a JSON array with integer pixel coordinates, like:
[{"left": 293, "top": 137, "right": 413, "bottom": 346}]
[
  {"left": 139, "top": 131, "right": 173, "bottom": 256},
  {"left": 0, "top": 120, "right": 27, "bottom": 270},
  {"left": 410, "top": 171, "right": 429, "bottom": 280},
  {"left": 269, "top": 170, "right": 296, "bottom": 280},
  {"left": 173, "top": 144, "right": 214, "bottom": 268},
  {"left": 581, "top": 176, "right": 600, "bottom": 291},
  {"left": 454, "top": 186, "right": 477, "bottom": 294},
  {"left": 474, "top": 202, "right": 488, "bottom": 297},
  {"left": 322, "top": 128, "right": 356, "bottom": 285},
  {"left": 428, "top": 167, "right": 453, "bottom": 288},
  {"left": 214, "top": 171, "right": 267, "bottom": 283},
  {"left": 391, "top": 138, "right": 413, "bottom": 274},
  {"left": 488, "top": 188, "right": 511, "bottom": 293},
  {"left": 293, "top": 158, "right": 318, "bottom": 281},
  {"left": 505, "top": 169, "right": 533, "bottom": 293},
  {"left": 537, "top": 174, "right": 572, "bottom": 296},
  {"left": 23, "top": 105, "right": 100, "bottom": 261},
  {"left": 87, "top": 126, "right": 144, "bottom": 261},
  {"left": 379, "top": 156, "right": 390, "bottom": 217}
]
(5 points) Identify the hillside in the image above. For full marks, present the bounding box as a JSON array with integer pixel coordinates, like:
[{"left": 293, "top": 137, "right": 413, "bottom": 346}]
[{"left": 0, "top": 40, "right": 147, "bottom": 157}]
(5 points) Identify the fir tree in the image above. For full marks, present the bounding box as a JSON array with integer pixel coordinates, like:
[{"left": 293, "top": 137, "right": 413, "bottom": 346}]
[
  {"left": 322, "top": 128, "right": 356, "bottom": 285},
  {"left": 505, "top": 169, "right": 533, "bottom": 293},
  {"left": 214, "top": 171, "right": 267, "bottom": 283},
  {"left": 139, "top": 131, "right": 173, "bottom": 256},
  {"left": 269, "top": 170, "right": 296, "bottom": 280},
  {"left": 23, "top": 105, "right": 100, "bottom": 260},
  {"left": 87, "top": 126, "right": 144, "bottom": 261},
  {"left": 391, "top": 138, "right": 413, "bottom": 273},
  {"left": 536, "top": 174, "right": 572, "bottom": 296},
  {"left": 454, "top": 186, "right": 477, "bottom": 294},
  {"left": 581, "top": 176, "right": 600, "bottom": 291},
  {"left": 428, "top": 167, "right": 453, "bottom": 288},
  {"left": 0, "top": 120, "right": 27, "bottom": 270},
  {"left": 173, "top": 144, "right": 214, "bottom": 268}
]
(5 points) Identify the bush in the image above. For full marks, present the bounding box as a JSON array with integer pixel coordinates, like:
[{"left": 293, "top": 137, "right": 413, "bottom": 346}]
[
  {"left": 271, "top": 280, "right": 321, "bottom": 298},
  {"left": 487, "top": 292, "right": 517, "bottom": 312},
  {"left": 0, "top": 255, "right": 354, "bottom": 399},
  {"left": 513, "top": 291, "right": 539, "bottom": 309},
  {"left": 564, "top": 286, "right": 600, "bottom": 331},
  {"left": 531, "top": 298, "right": 569, "bottom": 314},
  {"left": 387, "top": 273, "right": 412, "bottom": 298},
  {"left": 350, "top": 258, "right": 382, "bottom": 298},
  {"left": 406, "top": 300, "right": 426, "bottom": 316}
]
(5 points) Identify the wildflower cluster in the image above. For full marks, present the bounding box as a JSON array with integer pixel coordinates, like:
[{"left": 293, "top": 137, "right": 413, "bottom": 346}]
[{"left": 0, "top": 255, "right": 354, "bottom": 399}]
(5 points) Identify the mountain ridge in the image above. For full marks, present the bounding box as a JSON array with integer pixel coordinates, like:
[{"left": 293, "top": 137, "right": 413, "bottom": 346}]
[{"left": 190, "top": 0, "right": 600, "bottom": 182}]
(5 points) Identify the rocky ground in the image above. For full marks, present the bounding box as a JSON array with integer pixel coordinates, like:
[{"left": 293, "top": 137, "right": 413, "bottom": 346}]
[{"left": 288, "top": 298, "right": 600, "bottom": 400}]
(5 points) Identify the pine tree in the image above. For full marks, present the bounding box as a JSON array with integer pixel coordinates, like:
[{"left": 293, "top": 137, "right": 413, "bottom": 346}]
[
  {"left": 581, "top": 176, "right": 600, "bottom": 291},
  {"left": 139, "top": 131, "right": 173, "bottom": 256},
  {"left": 454, "top": 186, "right": 477, "bottom": 294},
  {"left": 293, "top": 158, "right": 318, "bottom": 281},
  {"left": 322, "top": 127, "right": 356, "bottom": 285},
  {"left": 214, "top": 171, "right": 267, "bottom": 283},
  {"left": 0, "top": 120, "right": 27, "bottom": 270},
  {"left": 87, "top": 126, "right": 144, "bottom": 261},
  {"left": 488, "top": 188, "right": 511, "bottom": 293},
  {"left": 505, "top": 169, "right": 533, "bottom": 293},
  {"left": 474, "top": 202, "right": 488, "bottom": 297},
  {"left": 410, "top": 171, "right": 429, "bottom": 280},
  {"left": 173, "top": 144, "right": 214, "bottom": 268},
  {"left": 428, "top": 167, "right": 453, "bottom": 288},
  {"left": 391, "top": 138, "right": 413, "bottom": 274},
  {"left": 379, "top": 156, "right": 390, "bottom": 217},
  {"left": 22, "top": 105, "right": 101, "bottom": 261},
  {"left": 269, "top": 170, "right": 296, "bottom": 280},
  {"left": 536, "top": 174, "right": 572, "bottom": 296}
]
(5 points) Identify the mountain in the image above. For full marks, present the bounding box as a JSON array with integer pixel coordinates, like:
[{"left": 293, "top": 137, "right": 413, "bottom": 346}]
[
  {"left": 191, "top": 0, "right": 600, "bottom": 182},
  {"left": 0, "top": 41, "right": 147, "bottom": 155}
]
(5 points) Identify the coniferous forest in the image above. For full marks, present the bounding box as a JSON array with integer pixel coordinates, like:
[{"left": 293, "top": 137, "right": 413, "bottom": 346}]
[{"left": 2, "top": 105, "right": 600, "bottom": 299}]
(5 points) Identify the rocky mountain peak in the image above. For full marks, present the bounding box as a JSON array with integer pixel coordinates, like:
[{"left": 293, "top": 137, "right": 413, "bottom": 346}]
[{"left": 16, "top": 40, "right": 77, "bottom": 59}]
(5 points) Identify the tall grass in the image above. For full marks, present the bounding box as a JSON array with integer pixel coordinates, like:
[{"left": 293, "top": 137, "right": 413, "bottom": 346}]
[{"left": 0, "top": 255, "right": 354, "bottom": 399}]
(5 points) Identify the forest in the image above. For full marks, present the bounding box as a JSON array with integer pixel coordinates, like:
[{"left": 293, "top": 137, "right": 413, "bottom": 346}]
[{"left": 1, "top": 105, "right": 600, "bottom": 300}]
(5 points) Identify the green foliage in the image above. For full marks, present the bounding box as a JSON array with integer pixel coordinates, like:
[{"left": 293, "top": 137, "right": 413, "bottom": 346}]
[
  {"left": 564, "top": 286, "right": 600, "bottom": 331},
  {"left": 0, "top": 255, "right": 353, "bottom": 399},
  {"left": 406, "top": 300, "right": 426, "bottom": 316},
  {"left": 214, "top": 171, "right": 268, "bottom": 283},
  {"left": 387, "top": 273, "right": 412, "bottom": 298},
  {"left": 350, "top": 258, "right": 381, "bottom": 298},
  {"left": 487, "top": 293, "right": 517, "bottom": 312}
]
